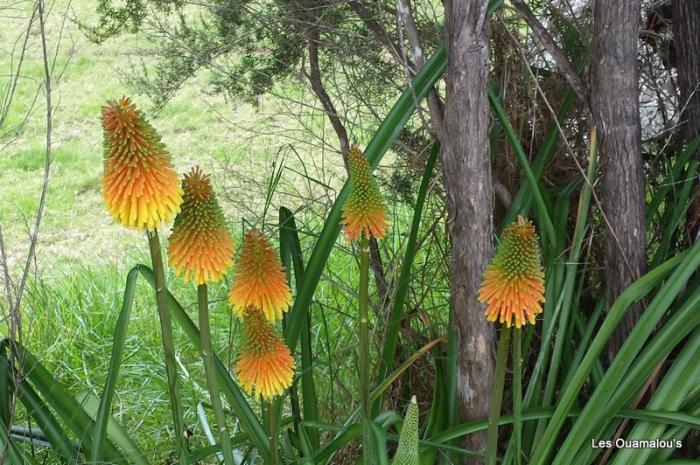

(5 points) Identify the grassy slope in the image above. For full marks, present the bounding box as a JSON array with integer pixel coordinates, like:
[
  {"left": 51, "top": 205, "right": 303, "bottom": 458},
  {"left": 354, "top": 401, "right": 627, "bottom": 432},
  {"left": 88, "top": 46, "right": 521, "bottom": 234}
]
[
  {"left": 0, "top": 2, "right": 270, "bottom": 461},
  {"left": 0, "top": 0, "right": 437, "bottom": 461},
  {"left": 0, "top": 0, "right": 363, "bottom": 461},
  {"left": 0, "top": 0, "right": 340, "bottom": 269}
]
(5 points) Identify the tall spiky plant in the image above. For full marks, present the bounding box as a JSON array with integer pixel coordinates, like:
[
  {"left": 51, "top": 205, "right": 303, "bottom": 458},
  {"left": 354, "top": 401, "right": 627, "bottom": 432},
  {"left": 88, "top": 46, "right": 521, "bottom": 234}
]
[
  {"left": 480, "top": 216, "right": 544, "bottom": 465},
  {"left": 100, "top": 96, "right": 188, "bottom": 464},
  {"left": 168, "top": 166, "right": 236, "bottom": 465},
  {"left": 341, "top": 144, "right": 388, "bottom": 464}
]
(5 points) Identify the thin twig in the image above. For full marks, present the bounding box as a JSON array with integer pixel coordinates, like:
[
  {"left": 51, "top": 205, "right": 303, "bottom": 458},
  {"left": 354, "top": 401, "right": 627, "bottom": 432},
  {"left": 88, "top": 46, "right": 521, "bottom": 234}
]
[
  {"left": 395, "top": 0, "right": 446, "bottom": 142},
  {"left": 12, "top": 0, "right": 53, "bottom": 326},
  {"left": 510, "top": 0, "right": 590, "bottom": 106},
  {"left": 0, "top": 227, "right": 14, "bottom": 313},
  {"left": 0, "top": 3, "right": 38, "bottom": 128},
  {"left": 502, "top": 20, "right": 638, "bottom": 282}
]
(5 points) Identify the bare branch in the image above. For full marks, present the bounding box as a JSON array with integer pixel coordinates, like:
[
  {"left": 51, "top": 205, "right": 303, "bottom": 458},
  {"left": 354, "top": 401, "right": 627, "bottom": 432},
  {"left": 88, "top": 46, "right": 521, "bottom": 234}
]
[
  {"left": 347, "top": 0, "right": 404, "bottom": 63},
  {"left": 395, "top": 0, "right": 445, "bottom": 142},
  {"left": 0, "top": 227, "right": 14, "bottom": 312},
  {"left": 303, "top": 1, "right": 350, "bottom": 163},
  {"left": 511, "top": 0, "right": 591, "bottom": 106},
  {"left": 13, "top": 0, "right": 53, "bottom": 325},
  {"left": 0, "top": 4, "right": 41, "bottom": 148}
]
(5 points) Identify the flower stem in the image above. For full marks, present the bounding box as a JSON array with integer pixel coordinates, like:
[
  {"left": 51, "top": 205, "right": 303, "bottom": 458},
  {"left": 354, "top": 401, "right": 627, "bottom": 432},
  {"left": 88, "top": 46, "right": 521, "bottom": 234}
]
[
  {"left": 486, "top": 325, "right": 512, "bottom": 465},
  {"left": 358, "top": 235, "right": 372, "bottom": 464},
  {"left": 147, "top": 230, "right": 189, "bottom": 465},
  {"left": 513, "top": 328, "right": 522, "bottom": 465},
  {"left": 268, "top": 401, "right": 278, "bottom": 465},
  {"left": 198, "top": 284, "right": 235, "bottom": 465}
]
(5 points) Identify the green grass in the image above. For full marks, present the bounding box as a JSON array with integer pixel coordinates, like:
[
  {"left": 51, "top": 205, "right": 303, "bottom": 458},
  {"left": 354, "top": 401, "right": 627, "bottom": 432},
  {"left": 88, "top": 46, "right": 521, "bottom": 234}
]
[
  {"left": 19, "top": 263, "right": 238, "bottom": 463},
  {"left": 0, "top": 0, "right": 446, "bottom": 460},
  {"left": 0, "top": 0, "right": 356, "bottom": 459},
  {"left": 0, "top": 0, "right": 348, "bottom": 270}
]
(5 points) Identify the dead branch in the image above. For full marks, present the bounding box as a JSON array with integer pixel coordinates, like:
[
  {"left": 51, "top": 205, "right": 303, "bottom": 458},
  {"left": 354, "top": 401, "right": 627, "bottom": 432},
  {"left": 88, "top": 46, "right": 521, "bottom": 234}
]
[
  {"left": 511, "top": 0, "right": 591, "bottom": 106},
  {"left": 11, "top": 0, "right": 55, "bottom": 338}
]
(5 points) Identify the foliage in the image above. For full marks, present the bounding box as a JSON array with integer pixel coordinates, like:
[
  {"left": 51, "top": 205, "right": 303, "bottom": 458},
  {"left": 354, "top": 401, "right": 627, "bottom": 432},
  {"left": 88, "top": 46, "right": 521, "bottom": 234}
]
[
  {"left": 81, "top": 0, "right": 439, "bottom": 112},
  {"left": 3, "top": 0, "right": 700, "bottom": 464}
]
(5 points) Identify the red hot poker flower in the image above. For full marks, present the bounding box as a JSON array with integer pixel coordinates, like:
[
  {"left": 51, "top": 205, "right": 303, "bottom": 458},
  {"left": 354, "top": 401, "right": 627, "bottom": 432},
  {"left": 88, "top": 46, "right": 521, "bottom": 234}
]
[
  {"left": 228, "top": 229, "right": 292, "bottom": 321},
  {"left": 236, "top": 307, "right": 295, "bottom": 399},
  {"left": 341, "top": 145, "right": 388, "bottom": 242},
  {"left": 101, "top": 97, "right": 182, "bottom": 231},
  {"left": 478, "top": 216, "right": 545, "bottom": 328},
  {"left": 168, "top": 166, "right": 235, "bottom": 284}
]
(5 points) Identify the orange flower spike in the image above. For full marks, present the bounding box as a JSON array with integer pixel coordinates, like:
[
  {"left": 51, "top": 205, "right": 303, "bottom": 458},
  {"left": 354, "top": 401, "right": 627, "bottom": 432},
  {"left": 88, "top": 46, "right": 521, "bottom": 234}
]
[
  {"left": 341, "top": 145, "right": 388, "bottom": 242},
  {"left": 478, "top": 216, "right": 545, "bottom": 329},
  {"left": 236, "top": 307, "right": 295, "bottom": 399},
  {"left": 228, "top": 229, "right": 292, "bottom": 321},
  {"left": 101, "top": 97, "right": 183, "bottom": 231},
  {"left": 168, "top": 167, "right": 235, "bottom": 285}
]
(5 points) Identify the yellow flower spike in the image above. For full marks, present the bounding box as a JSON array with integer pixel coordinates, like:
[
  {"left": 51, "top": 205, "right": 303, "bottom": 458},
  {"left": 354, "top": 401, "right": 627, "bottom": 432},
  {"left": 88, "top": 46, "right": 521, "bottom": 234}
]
[
  {"left": 341, "top": 145, "right": 388, "bottom": 242},
  {"left": 236, "top": 307, "right": 295, "bottom": 400},
  {"left": 228, "top": 229, "right": 292, "bottom": 321},
  {"left": 168, "top": 166, "right": 235, "bottom": 285},
  {"left": 101, "top": 97, "right": 183, "bottom": 231},
  {"left": 478, "top": 216, "right": 545, "bottom": 328}
]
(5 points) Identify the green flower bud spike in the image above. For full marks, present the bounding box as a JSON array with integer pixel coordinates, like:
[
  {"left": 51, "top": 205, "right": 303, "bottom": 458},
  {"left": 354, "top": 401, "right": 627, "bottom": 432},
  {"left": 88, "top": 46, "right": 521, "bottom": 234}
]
[{"left": 392, "top": 396, "right": 420, "bottom": 465}]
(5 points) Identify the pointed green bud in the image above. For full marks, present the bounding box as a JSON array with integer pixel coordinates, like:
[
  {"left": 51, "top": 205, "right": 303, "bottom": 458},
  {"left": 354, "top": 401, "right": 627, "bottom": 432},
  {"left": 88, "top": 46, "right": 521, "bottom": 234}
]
[{"left": 392, "top": 396, "right": 420, "bottom": 465}]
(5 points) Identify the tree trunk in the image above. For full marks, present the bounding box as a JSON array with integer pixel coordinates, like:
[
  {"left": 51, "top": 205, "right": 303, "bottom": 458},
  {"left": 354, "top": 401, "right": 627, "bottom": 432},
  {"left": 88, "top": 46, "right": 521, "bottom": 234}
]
[
  {"left": 591, "top": 0, "right": 647, "bottom": 359},
  {"left": 674, "top": 0, "right": 700, "bottom": 144},
  {"left": 443, "top": 1, "right": 495, "bottom": 462},
  {"left": 674, "top": 3, "right": 700, "bottom": 455},
  {"left": 674, "top": 0, "right": 700, "bottom": 244}
]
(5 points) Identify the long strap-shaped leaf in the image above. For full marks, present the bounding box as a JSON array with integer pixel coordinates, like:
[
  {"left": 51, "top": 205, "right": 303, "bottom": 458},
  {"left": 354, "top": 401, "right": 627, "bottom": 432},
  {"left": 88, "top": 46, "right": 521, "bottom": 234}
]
[
  {"left": 557, "top": 281, "right": 700, "bottom": 465},
  {"left": 645, "top": 394, "right": 700, "bottom": 464},
  {"left": 136, "top": 265, "right": 272, "bottom": 462},
  {"left": 0, "top": 420, "right": 42, "bottom": 464},
  {"left": 0, "top": 353, "right": 9, "bottom": 427},
  {"left": 376, "top": 143, "right": 438, "bottom": 412},
  {"left": 0, "top": 340, "right": 126, "bottom": 463},
  {"left": 79, "top": 390, "right": 150, "bottom": 465},
  {"left": 92, "top": 267, "right": 141, "bottom": 463},
  {"left": 529, "top": 241, "right": 700, "bottom": 465},
  {"left": 279, "top": 207, "right": 319, "bottom": 450},
  {"left": 425, "top": 407, "right": 700, "bottom": 447},
  {"left": 609, "top": 326, "right": 700, "bottom": 465},
  {"left": 1, "top": 351, "right": 73, "bottom": 464},
  {"left": 15, "top": 376, "right": 77, "bottom": 461}
]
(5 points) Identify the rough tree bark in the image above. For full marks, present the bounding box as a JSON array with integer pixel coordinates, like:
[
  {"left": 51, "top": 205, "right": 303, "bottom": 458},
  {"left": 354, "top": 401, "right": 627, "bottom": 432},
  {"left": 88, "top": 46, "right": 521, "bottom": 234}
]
[
  {"left": 674, "top": 4, "right": 700, "bottom": 456},
  {"left": 443, "top": 1, "right": 495, "bottom": 462},
  {"left": 674, "top": 0, "right": 700, "bottom": 145},
  {"left": 674, "top": 1, "right": 700, "bottom": 248},
  {"left": 591, "top": 0, "right": 647, "bottom": 358}
]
